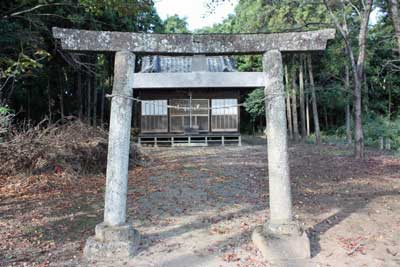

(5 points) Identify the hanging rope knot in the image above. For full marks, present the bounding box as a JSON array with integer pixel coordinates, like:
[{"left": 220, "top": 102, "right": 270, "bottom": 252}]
[{"left": 105, "top": 93, "right": 135, "bottom": 101}]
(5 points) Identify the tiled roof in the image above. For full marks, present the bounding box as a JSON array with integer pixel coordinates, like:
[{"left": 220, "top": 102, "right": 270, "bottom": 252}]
[{"left": 140, "top": 56, "right": 236, "bottom": 73}]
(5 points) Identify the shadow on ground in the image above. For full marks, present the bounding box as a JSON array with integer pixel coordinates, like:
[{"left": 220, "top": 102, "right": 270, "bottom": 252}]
[{"left": 1, "top": 143, "right": 400, "bottom": 267}]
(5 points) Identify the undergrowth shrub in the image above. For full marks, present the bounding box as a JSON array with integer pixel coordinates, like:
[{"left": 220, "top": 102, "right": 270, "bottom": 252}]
[
  {"left": 363, "top": 115, "right": 400, "bottom": 150},
  {"left": 305, "top": 114, "right": 400, "bottom": 151},
  {"left": 0, "top": 105, "right": 14, "bottom": 142}
]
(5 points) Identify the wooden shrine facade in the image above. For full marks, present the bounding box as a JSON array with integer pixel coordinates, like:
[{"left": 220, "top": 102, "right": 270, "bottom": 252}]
[{"left": 133, "top": 55, "right": 248, "bottom": 144}]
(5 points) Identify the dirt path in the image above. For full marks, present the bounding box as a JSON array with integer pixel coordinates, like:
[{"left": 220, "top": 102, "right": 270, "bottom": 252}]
[{"left": 1, "top": 144, "right": 400, "bottom": 266}]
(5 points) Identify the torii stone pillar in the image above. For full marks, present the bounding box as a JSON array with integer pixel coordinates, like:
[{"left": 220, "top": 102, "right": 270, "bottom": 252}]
[
  {"left": 252, "top": 50, "right": 310, "bottom": 264},
  {"left": 83, "top": 50, "right": 140, "bottom": 260}
]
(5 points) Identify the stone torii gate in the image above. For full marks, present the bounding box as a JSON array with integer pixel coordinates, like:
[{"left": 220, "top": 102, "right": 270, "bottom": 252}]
[{"left": 53, "top": 27, "right": 335, "bottom": 264}]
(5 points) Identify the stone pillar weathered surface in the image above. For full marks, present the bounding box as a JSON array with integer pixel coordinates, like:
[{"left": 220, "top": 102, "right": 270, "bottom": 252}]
[
  {"left": 264, "top": 50, "right": 292, "bottom": 226},
  {"left": 83, "top": 50, "right": 139, "bottom": 261},
  {"left": 252, "top": 50, "right": 310, "bottom": 264},
  {"left": 103, "top": 51, "right": 135, "bottom": 226}
]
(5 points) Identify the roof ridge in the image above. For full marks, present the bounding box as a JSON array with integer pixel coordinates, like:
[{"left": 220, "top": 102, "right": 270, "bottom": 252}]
[{"left": 140, "top": 55, "right": 237, "bottom": 73}]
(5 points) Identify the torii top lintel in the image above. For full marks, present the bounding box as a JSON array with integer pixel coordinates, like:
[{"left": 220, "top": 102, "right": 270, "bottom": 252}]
[{"left": 52, "top": 27, "right": 335, "bottom": 55}]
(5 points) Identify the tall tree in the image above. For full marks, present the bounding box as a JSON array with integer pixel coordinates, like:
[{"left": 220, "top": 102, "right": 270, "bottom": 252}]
[
  {"left": 87, "top": 77, "right": 91, "bottom": 124},
  {"left": 306, "top": 92, "right": 310, "bottom": 137},
  {"left": 389, "top": 0, "right": 400, "bottom": 54},
  {"left": 291, "top": 63, "right": 300, "bottom": 141},
  {"left": 93, "top": 72, "right": 97, "bottom": 127},
  {"left": 307, "top": 54, "right": 321, "bottom": 145},
  {"left": 345, "top": 64, "right": 352, "bottom": 144},
  {"left": 77, "top": 70, "right": 83, "bottom": 120},
  {"left": 299, "top": 55, "right": 306, "bottom": 139},
  {"left": 284, "top": 64, "right": 293, "bottom": 140},
  {"left": 163, "top": 15, "right": 189, "bottom": 33},
  {"left": 244, "top": 88, "right": 265, "bottom": 134},
  {"left": 324, "top": 0, "right": 373, "bottom": 158}
]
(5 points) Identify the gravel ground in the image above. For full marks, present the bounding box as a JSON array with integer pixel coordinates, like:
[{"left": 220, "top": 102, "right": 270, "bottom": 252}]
[{"left": 1, "top": 144, "right": 400, "bottom": 267}]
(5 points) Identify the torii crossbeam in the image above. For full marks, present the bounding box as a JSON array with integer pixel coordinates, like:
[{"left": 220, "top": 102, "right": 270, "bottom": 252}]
[{"left": 53, "top": 27, "right": 335, "bottom": 54}]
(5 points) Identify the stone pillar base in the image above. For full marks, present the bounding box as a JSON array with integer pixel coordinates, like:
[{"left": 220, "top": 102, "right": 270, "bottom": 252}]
[
  {"left": 252, "top": 222, "right": 310, "bottom": 264},
  {"left": 83, "top": 223, "right": 140, "bottom": 261}
]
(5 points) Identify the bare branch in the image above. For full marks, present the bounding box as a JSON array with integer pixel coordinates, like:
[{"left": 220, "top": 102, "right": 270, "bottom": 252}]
[
  {"left": 56, "top": 48, "right": 96, "bottom": 76},
  {"left": 346, "top": 0, "right": 361, "bottom": 17},
  {"left": 3, "top": 3, "right": 72, "bottom": 19},
  {"left": 0, "top": 76, "right": 15, "bottom": 92}
]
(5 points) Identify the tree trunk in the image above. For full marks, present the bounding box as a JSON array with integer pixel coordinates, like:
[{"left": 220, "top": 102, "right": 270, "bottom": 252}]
[
  {"left": 87, "top": 76, "right": 91, "bottom": 124},
  {"left": 353, "top": 0, "right": 372, "bottom": 159},
  {"left": 60, "top": 86, "right": 64, "bottom": 122},
  {"left": 390, "top": 0, "right": 400, "bottom": 54},
  {"left": 299, "top": 55, "right": 306, "bottom": 140},
  {"left": 284, "top": 65, "right": 293, "bottom": 140},
  {"left": 353, "top": 68, "right": 364, "bottom": 158},
  {"left": 77, "top": 71, "right": 83, "bottom": 120},
  {"left": 27, "top": 88, "right": 31, "bottom": 122},
  {"left": 100, "top": 84, "right": 105, "bottom": 127},
  {"left": 58, "top": 69, "right": 65, "bottom": 122},
  {"left": 345, "top": 64, "right": 352, "bottom": 145},
  {"left": 388, "top": 81, "right": 392, "bottom": 121},
  {"left": 291, "top": 63, "right": 299, "bottom": 141},
  {"left": 304, "top": 59, "right": 310, "bottom": 137},
  {"left": 307, "top": 54, "right": 321, "bottom": 145},
  {"left": 364, "top": 71, "right": 369, "bottom": 113},
  {"left": 306, "top": 93, "right": 310, "bottom": 136},
  {"left": 345, "top": 102, "right": 352, "bottom": 145},
  {"left": 47, "top": 76, "right": 52, "bottom": 124},
  {"left": 93, "top": 73, "right": 97, "bottom": 127},
  {"left": 324, "top": 106, "right": 328, "bottom": 129}
]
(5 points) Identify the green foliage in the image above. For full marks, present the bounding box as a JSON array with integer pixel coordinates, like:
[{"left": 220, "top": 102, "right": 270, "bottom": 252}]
[
  {"left": 0, "top": 105, "right": 12, "bottom": 116},
  {"left": 0, "top": 104, "right": 14, "bottom": 138},
  {"left": 201, "top": 0, "right": 400, "bottom": 146},
  {"left": 244, "top": 88, "right": 265, "bottom": 120},
  {"left": 1, "top": 50, "right": 50, "bottom": 79},
  {"left": 363, "top": 114, "right": 400, "bottom": 150},
  {"left": 0, "top": 0, "right": 163, "bottom": 123},
  {"left": 306, "top": 133, "right": 348, "bottom": 146},
  {"left": 204, "top": 0, "right": 330, "bottom": 34},
  {"left": 307, "top": 114, "right": 400, "bottom": 151},
  {"left": 163, "top": 15, "right": 189, "bottom": 33},
  {"left": 0, "top": 0, "right": 399, "bottom": 143}
]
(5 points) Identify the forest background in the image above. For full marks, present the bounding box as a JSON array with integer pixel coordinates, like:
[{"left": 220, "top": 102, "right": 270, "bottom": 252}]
[{"left": 1, "top": 0, "right": 400, "bottom": 158}]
